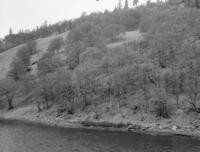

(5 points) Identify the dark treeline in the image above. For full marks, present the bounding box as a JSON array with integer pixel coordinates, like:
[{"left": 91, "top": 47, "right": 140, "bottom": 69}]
[
  {"left": 0, "top": 0, "right": 141, "bottom": 53},
  {"left": 168, "top": 0, "right": 200, "bottom": 7},
  {"left": 0, "top": 21, "right": 72, "bottom": 53}
]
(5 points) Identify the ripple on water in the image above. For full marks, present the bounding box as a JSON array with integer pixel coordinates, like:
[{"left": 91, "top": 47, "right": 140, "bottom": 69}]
[{"left": 0, "top": 120, "right": 200, "bottom": 152}]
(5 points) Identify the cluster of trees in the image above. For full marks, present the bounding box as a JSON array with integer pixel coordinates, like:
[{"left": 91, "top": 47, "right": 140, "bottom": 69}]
[
  {"left": 8, "top": 40, "right": 37, "bottom": 81},
  {"left": 1, "top": 0, "right": 199, "bottom": 54},
  {"left": 64, "top": 17, "right": 127, "bottom": 69},
  {"left": 0, "top": 79, "right": 18, "bottom": 109},
  {"left": 0, "top": 21, "right": 72, "bottom": 53},
  {"left": 0, "top": 0, "right": 142, "bottom": 53},
  {"left": 142, "top": 4, "right": 200, "bottom": 114},
  {"left": 36, "top": 1, "right": 200, "bottom": 117},
  {"left": 182, "top": 0, "right": 200, "bottom": 8},
  {"left": 38, "top": 53, "right": 64, "bottom": 75},
  {"left": 2, "top": 0, "right": 200, "bottom": 120},
  {"left": 168, "top": 0, "right": 200, "bottom": 8},
  {"left": 47, "top": 37, "right": 64, "bottom": 54},
  {"left": 0, "top": 39, "right": 3, "bottom": 52},
  {"left": 0, "top": 40, "right": 38, "bottom": 109}
]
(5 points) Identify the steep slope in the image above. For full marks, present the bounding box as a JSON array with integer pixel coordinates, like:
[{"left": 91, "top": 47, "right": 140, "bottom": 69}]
[
  {"left": 0, "top": 32, "right": 69, "bottom": 80},
  {"left": 0, "top": 44, "right": 23, "bottom": 80},
  {"left": 0, "top": 30, "right": 143, "bottom": 80}
]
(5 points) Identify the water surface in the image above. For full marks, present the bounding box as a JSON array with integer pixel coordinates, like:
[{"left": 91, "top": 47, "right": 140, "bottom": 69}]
[{"left": 0, "top": 120, "right": 200, "bottom": 152}]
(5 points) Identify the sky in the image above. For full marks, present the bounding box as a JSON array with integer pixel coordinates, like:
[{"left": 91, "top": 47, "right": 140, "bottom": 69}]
[{"left": 0, "top": 0, "right": 150, "bottom": 38}]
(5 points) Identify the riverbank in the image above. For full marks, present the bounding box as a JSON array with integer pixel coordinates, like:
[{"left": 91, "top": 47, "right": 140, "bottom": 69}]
[{"left": 1, "top": 105, "right": 200, "bottom": 139}]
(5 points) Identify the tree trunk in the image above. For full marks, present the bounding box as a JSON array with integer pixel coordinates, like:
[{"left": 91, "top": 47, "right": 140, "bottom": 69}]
[
  {"left": 175, "top": 94, "right": 180, "bottom": 108},
  {"left": 36, "top": 101, "right": 42, "bottom": 112},
  {"left": 7, "top": 96, "right": 14, "bottom": 110}
]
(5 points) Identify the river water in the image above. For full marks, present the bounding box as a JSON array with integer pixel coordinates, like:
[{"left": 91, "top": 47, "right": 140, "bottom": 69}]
[{"left": 0, "top": 120, "right": 200, "bottom": 152}]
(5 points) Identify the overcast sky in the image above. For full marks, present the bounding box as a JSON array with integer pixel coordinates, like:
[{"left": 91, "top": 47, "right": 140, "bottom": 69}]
[{"left": 0, "top": 0, "right": 151, "bottom": 38}]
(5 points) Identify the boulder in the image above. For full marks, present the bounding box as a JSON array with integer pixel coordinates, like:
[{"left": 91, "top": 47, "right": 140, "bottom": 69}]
[
  {"left": 128, "top": 124, "right": 134, "bottom": 131},
  {"left": 158, "top": 125, "right": 163, "bottom": 129},
  {"left": 160, "top": 124, "right": 170, "bottom": 129},
  {"left": 127, "top": 124, "right": 142, "bottom": 131},
  {"left": 87, "top": 112, "right": 99, "bottom": 120},
  {"left": 172, "top": 125, "right": 181, "bottom": 131}
]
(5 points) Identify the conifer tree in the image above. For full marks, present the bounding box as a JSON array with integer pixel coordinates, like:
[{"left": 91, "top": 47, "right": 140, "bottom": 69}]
[
  {"left": 9, "top": 28, "right": 13, "bottom": 35},
  {"left": 118, "top": 0, "right": 122, "bottom": 10},
  {"left": 133, "top": 0, "right": 139, "bottom": 6},
  {"left": 124, "top": 0, "right": 129, "bottom": 9}
]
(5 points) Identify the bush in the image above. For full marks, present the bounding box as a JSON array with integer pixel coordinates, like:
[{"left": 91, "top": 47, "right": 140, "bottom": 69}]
[{"left": 54, "top": 70, "right": 76, "bottom": 114}]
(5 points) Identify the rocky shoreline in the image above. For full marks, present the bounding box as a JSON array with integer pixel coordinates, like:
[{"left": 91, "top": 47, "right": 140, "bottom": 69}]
[
  {"left": 79, "top": 120, "right": 200, "bottom": 138},
  {"left": 1, "top": 106, "right": 200, "bottom": 139}
]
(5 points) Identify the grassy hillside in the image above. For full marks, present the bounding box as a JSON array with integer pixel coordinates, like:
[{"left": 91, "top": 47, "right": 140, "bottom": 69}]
[
  {"left": 0, "top": 30, "right": 142, "bottom": 80},
  {"left": 0, "top": 32, "right": 69, "bottom": 79},
  {"left": 107, "top": 30, "right": 143, "bottom": 48},
  {"left": 0, "top": 44, "right": 23, "bottom": 80}
]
